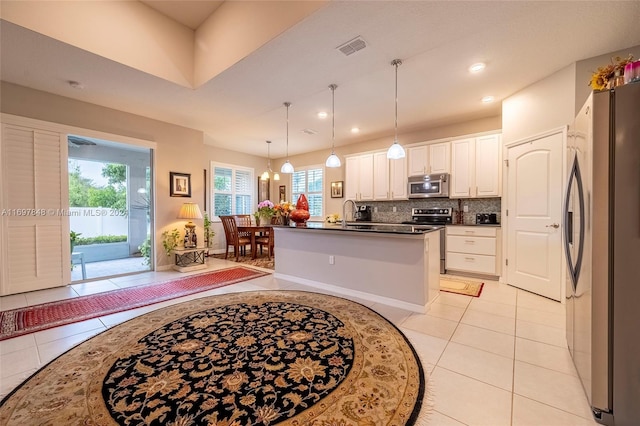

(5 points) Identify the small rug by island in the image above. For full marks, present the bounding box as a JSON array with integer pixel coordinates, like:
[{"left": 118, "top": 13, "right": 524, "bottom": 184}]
[
  {"left": 211, "top": 252, "right": 275, "bottom": 270},
  {"left": 0, "top": 266, "right": 270, "bottom": 341},
  {"left": 440, "top": 277, "right": 484, "bottom": 297},
  {"left": 0, "top": 290, "right": 426, "bottom": 425}
]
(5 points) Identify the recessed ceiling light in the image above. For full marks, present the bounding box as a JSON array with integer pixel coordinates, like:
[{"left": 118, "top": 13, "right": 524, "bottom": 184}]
[
  {"left": 481, "top": 96, "right": 495, "bottom": 104},
  {"left": 469, "top": 63, "right": 486, "bottom": 73},
  {"left": 317, "top": 111, "right": 328, "bottom": 119},
  {"left": 351, "top": 127, "right": 360, "bottom": 134}
]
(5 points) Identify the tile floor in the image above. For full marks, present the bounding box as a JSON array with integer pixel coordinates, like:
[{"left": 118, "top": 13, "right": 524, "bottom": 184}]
[{"left": 0, "top": 259, "right": 597, "bottom": 425}]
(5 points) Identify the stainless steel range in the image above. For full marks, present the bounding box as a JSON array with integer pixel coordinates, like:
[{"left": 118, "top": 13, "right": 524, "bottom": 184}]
[{"left": 403, "top": 208, "right": 452, "bottom": 273}]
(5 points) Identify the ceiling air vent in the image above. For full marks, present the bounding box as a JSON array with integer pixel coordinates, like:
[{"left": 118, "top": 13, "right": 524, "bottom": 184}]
[{"left": 336, "top": 36, "right": 367, "bottom": 56}]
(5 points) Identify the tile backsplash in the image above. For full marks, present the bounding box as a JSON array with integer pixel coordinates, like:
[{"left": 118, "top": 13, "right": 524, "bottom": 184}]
[{"left": 361, "top": 198, "right": 501, "bottom": 225}]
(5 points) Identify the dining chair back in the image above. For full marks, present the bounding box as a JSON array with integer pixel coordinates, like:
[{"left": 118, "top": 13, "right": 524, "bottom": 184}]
[{"left": 220, "top": 216, "right": 251, "bottom": 261}]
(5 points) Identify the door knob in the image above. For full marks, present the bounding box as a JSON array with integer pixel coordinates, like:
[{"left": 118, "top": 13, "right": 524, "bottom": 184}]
[{"left": 546, "top": 223, "right": 560, "bottom": 228}]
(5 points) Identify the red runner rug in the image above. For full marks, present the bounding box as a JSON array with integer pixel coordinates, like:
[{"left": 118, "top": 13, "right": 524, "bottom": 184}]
[{"left": 0, "top": 266, "right": 269, "bottom": 341}]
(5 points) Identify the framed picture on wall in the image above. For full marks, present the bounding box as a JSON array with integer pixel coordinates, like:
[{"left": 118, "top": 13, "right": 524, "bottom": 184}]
[
  {"left": 258, "top": 177, "right": 270, "bottom": 202},
  {"left": 331, "top": 181, "right": 343, "bottom": 198},
  {"left": 279, "top": 185, "right": 286, "bottom": 203},
  {"left": 170, "top": 172, "right": 191, "bottom": 197}
]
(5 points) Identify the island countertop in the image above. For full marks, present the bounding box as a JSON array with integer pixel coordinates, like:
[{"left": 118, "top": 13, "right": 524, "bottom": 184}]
[{"left": 276, "top": 221, "right": 443, "bottom": 235}]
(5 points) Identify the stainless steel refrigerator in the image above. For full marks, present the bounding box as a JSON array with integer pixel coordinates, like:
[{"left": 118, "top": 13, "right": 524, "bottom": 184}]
[{"left": 565, "top": 82, "right": 640, "bottom": 425}]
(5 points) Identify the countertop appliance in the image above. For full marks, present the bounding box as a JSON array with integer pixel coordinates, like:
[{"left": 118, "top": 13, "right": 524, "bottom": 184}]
[
  {"left": 408, "top": 173, "right": 450, "bottom": 198},
  {"left": 354, "top": 205, "right": 372, "bottom": 222},
  {"left": 565, "top": 83, "right": 640, "bottom": 425},
  {"left": 476, "top": 213, "right": 498, "bottom": 225},
  {"left": 403, "top": 207, "right": 452, "bottom": 273}
]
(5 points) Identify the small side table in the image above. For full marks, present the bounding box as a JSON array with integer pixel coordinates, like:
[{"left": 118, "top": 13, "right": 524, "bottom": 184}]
[{"left": 172, "top": 247, "right": 207, "bottom": 272}]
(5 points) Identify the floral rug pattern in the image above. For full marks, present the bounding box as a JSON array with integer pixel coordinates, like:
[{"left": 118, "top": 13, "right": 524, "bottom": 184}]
[
  {"left": 211, "top": 253, "right": 274, "bottom": 270},
  {"left": 0, "top": 291, "right": 424, "bottom": 425}
]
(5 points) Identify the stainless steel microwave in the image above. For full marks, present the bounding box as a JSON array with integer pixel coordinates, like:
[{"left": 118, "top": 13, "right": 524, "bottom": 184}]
[{"left": 408, "top": 173, "right": 450, "bottom": 198}]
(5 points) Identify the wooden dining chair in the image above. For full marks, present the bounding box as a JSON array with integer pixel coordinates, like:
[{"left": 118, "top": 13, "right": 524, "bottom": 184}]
[
  {"left": 256, "top": 217, "right": 276, "bottom": 260},
  {"left": 220, "top": 216, "right": 251, "bottom": 261}
]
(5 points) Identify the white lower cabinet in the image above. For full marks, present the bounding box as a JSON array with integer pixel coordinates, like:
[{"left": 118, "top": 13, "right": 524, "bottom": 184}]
[{"left": 446, "top": 226, "right": 501, "bottom": 276}]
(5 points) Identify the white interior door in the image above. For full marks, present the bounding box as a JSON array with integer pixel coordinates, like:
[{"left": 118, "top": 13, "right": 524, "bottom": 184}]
[{"left": 506, "top": 131, "right": 563, "bottom": 300}]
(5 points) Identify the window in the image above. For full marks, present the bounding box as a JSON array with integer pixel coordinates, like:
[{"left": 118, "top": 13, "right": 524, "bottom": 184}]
[
  {"left": 211, "top": 162, "right": 254, "bottom": 216},
  {"left": 292, "top": 166, "right": 323, "bottom": 218}
]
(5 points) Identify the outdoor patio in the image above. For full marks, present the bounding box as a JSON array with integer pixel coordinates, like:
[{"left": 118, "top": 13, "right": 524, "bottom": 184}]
[{"left": 71, "top": 257, "right": 150, "bottom": 282}]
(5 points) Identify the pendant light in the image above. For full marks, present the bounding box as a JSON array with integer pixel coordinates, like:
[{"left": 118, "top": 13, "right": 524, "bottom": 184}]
[
  {"left": 280, "top": 102, "right": 294, "bottom": 174},
  {"left": 261, "top": 140, "right": 279, "bottom": 181},
  {"left": 387, "top": 59, "right": 406, "bottom": 160},
  {"left": 325, "top": 84, "right": 341, "bottom": 168}
]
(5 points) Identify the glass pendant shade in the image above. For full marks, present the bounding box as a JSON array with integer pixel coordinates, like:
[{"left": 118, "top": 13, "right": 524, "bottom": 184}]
[
  {"left": 387, "top": 59, "right": 406, "bottom": 160},
  {"left": 387, "top": 140, "right": 406, "bottom": 159},
  {"left": 326, "top": 153, "right": 341, "bottom": 167},
  {"left": 281, "top": 160, "right": 294, "bottom": 174},
  {"left": 325, "top": 84, "right": 341, "bottom": 168},
  {"left": 262, "top": 140, "right": 280, "bottom": 180},
  {"left": 281, "top": 102, "right": 294, "bottom": 173}
]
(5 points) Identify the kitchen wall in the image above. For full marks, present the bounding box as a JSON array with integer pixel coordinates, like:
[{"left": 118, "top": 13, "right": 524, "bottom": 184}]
[
  {"left": 0, "top": 82, "right": 265, "bottom": 269},
  {"left": 502, "top": 44, "right": 640, "bottom": 145}
]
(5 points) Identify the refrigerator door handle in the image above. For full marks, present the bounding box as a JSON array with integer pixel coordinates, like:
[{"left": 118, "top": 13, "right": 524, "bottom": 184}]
[{"left": 564, "top": 154, "right": 585, "bottom": 292}]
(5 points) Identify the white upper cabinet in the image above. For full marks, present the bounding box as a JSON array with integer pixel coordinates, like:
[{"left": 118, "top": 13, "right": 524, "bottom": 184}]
[
  {"left": 475, "top": 134, "right": 502, "bottom": 197},
  {"left": 407, "top": 145, "right": 429, "bottom": 176},
  {"left": 373, "top": 151, "right": 389, "bottom": 200},
  {"left": 407, "top": 142, "right": 450, "bottom": 176},
  {"left": 429, "top": 142, "right": 451, "bottom": 174},
  {"left": 389, "top": 156, "right": 407, "bottom": 200},
  {"left": 450, "top": 138, "right": 475, "bottom": 198},
  {"left": 345, "top": 153, "right": 374, "bottom": 201},
  {"left": 450, "top": 134, "right": 502, "bottom": 198},
  {"left": 346, "top": 151, "right": 407, "bottom": 201}
]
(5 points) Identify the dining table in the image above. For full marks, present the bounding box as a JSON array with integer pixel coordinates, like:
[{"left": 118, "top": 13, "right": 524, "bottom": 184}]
[{"left": 237, "top": 225, "right": 272, "bottom": 259}]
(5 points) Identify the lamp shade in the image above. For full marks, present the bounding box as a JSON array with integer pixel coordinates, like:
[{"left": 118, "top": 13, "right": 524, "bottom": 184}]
[
  {"left": 386, "top": 141, "right": 406, "bottom": 159},
  {"left": 177, "top": 203, "right": 203, "bottom": 220},
  {"left": 281, "top": 160, "right": 294, "bottom": 174},
  {"left": 325, "top": 153, "right": 341, "bottom": 167}
]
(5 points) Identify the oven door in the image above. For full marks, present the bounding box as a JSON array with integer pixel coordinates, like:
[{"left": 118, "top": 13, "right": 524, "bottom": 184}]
[{"left": 408, "top": 174, "right": 449, "bottom": 198}]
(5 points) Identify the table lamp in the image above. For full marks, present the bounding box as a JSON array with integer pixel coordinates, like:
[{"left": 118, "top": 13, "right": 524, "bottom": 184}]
[{"left": 177, "top": 203, "right": 203, "bottom": 248}]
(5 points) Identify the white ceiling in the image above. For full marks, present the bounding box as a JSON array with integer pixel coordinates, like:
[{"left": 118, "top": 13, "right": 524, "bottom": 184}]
[{"left": 1, "top": 1, "right": 639, "bottom": 158}]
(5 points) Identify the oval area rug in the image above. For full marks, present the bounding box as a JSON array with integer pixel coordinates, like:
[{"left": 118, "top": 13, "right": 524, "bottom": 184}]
[{"left": 0, "top": 291, "right": 425, "bottom": 425}]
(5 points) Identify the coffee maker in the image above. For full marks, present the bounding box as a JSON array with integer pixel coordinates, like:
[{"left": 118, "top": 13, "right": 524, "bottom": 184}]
[{"left": 354, "top": 205, "right": 372, "bottom": 222}]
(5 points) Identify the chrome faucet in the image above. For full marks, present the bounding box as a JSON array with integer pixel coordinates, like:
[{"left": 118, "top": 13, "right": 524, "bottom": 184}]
[{"left": 342, "top": 199, "right": 357, "bottom": 228}]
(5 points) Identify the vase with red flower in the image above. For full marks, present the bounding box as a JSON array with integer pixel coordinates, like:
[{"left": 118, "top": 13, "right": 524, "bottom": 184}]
[{"left": 290, "top": 194, "right": 310, "bottom": 226}]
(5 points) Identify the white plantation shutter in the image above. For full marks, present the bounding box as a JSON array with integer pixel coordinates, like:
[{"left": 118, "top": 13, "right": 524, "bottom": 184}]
[
  {"left": 1, "top": 124, "right": 68, "bottom": 295},
  {"left": 235, "top": 169, "right": 252, "bottom": 214},
  {"left": 292, "top": 166, "right": 323, "bottom": 218},
  {"left": 211, "top": 163, "right": 254, "bottom": 216}
]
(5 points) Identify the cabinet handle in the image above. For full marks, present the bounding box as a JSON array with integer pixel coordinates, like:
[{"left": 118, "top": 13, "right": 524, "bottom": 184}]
[
  {"left": 391, "top": 191, "right": 394, "bottom": 198},
  {"left": 464, "top": 230, "right": 475, "bottom": 234},
  {"left": 468, "top": 187, "right": 471, "bottom": 196},
  {"left": 476, "top": 186, "right": 478, "bottom": 195},
  {"left": 387, "top": 191, "right": 389, "bottom": 198},
  {"left": 465, "top": 240, "right": 475, "bottom": 243},
  {"left": 464, "top": 257, "right": 475, "bottom": 261},
  {"left": 545, "top": 223, "right": 560, "bottom": 229}
]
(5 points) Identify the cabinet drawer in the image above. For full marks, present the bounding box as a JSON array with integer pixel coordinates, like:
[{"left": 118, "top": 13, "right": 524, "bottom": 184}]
[
  {"left": 447, "top": 235, "right": 496, "bottom": 255},
  {"left": 446, "top": 252, "right": 496, "bottom": 275},
  {"left": 447, "top": 226, "right": 497, "bottom": 237}
]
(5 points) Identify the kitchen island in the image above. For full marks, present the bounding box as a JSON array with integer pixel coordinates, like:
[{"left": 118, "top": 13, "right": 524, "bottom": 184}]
[{"left": 273, "top": 222, "right": 441, "bottom": 313}]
